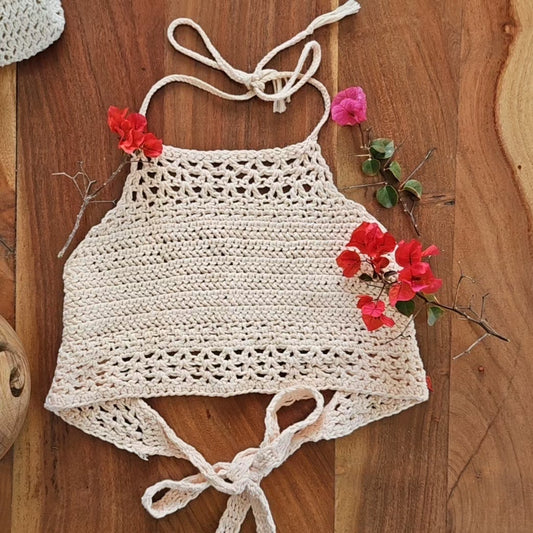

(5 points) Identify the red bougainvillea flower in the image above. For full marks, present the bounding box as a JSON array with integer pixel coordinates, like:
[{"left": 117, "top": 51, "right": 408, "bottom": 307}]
[
  {"left": 347, "top": 222, "right": 396, "bottom": 259},
  {"left": 398, "top": 262, "right": 442, "bottom": 294},
  {"left": 357, "top": 295, "right": 395, "bottom": 331},
  {"left": 372, "top": 256, "right": 390, "bottom": 275},
  {"left": 395, "top": 239, "right": 440, "bottom": 267},
  {"left": 141, "top": 132, "right": 164, "bottom": 158},
  {"left": 389, "top": 281, "right": 416, "bottom": 306},
  {"left": 336, "top": 249, "right": 362, "bottom": 278},
  {"left": 118, "top": 116, "right": 146, "bottom": 154},
  {"left": 426, "top": 375, "right": 433, "bottom": 392},
  {"left": 331, "top": 86, "right": 367, "bottom": 126},
  {"left": 107, "top": 106, "right": 163, "bottom": 158},
  {"left": 107, "top": 106, "right": 129, "bottom": 135}
]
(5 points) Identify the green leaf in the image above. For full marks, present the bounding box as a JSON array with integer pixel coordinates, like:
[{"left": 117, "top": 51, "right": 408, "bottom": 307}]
[
  {"left": 376, "top": 185, "right": 399, "bottom": 208},
  {"left": 427, "top": 305, "right": 444, "bottom": 326},
  {"left": 402, "top": 179, "right": 423, "bottom": 199},
  {"left": 359, "top": 273, "right": 373, "bottom": 282},
  {"left": 388, "top": 161, "right": 402, "bottom": 180},
  {"left": 369, "top": 138, "right": 395, "bottom": 160},
  {"left": 362, "top": 158, "right": 380, "bottom": 176},
  {"left": 395, "top": 300, "right": 415, "bottom": 317}
]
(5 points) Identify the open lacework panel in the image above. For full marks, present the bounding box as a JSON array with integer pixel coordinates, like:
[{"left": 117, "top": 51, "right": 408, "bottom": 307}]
[{"left": 48, "top": 140, "right": 427, "bottom": 454}]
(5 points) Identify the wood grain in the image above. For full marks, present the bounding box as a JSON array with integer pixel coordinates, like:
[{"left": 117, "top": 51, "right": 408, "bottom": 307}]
[
  {"left": 335, "top": 2, "right": 460, "bottom": 531},
  {"left": 0, "top": 316, "right": 30, "bottom": 460},
  {"left": 0, "top": 61, "right": 16, "bottom": 533},
  {"left": 448, "top": 1, "right": 533, "bottom": 531},
  {"left": 499, "top": 0, "right": 533, "bottom": 209},
  {"left": 1, "top": 0, "right": 533, "bottom": 531}
]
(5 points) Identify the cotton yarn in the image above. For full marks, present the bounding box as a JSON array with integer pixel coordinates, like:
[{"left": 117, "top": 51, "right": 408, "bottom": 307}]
[
  {"left": 0, "top": 0, "right": 64, "bottom": 67},
  {"left": 45, "top": 2, "right": 428, "bottom": 531}
]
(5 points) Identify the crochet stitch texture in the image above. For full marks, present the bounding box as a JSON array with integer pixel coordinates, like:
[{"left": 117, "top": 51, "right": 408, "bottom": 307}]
[
  {"left": 45, "top": 2, "right": 428, "bottom": 531},
  {"left": 0, "top": 0, "right": 64, "bottom": 67}
]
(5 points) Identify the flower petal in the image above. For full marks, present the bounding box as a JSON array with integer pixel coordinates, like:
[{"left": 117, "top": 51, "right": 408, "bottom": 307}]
[
  {"left": 336, "top": 249, "right": 362, "bottom": 278},
  {"left": 373, "top": 256, "right": 390, "bottom": 274},
  {"left": 422, "top": 277, "right": 443, "bottom": 294},
  {"left": 141, "top": 132, "right": 163, "bottom": 158},
  {"left": 357, "top": 295, "right": 373, "bottom": 309},
  {"left": 361, "top": 300, "right": 386, "bottom": 317},
  {"left": 362, "top": 314, "right": 384, "bottom": 331},
  {"left": 389, "top": 282, "right": 416, "bottom": 306},
  {"left": 107, "top": 106, "right": 129, "bottom": 135},
  {"left": 395, "top": 239, "right": 422, "bottom": 267},
  {"left": 381, "top": 314, "right": 395, "bottom": 328},
  {"left": 127, "top": 113, "right": 148, "bottom": 133},
  {"left": 331, "top": 86, "right": 367, "bottom": 126},
  {"left": 347, "top": 222, "right": 396, "bottom": 258},
  {"left": 422, "top": 244, "right": 440, "bottom": 258}
]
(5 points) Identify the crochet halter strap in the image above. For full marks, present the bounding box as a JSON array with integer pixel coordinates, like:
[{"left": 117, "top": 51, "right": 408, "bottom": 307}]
[
  {"left": 45, "top": 2, "right": 428, "bottom": 532},
  {"left": 138, "top": 1, "right": 360, "bottom": 119}
]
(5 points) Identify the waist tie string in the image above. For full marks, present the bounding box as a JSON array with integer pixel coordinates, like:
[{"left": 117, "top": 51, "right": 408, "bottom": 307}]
[
  {"left": 139, "top": 0, "right": 361, "bottom": 116},
  {"left": 142, "top": 387, "right": 327, "bottom": 533}
]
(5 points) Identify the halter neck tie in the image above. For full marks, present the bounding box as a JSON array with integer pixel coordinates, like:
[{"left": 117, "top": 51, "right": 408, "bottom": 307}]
[
  {"left": 139, "top": 1, "right": 360, "bottom": 116},
  {"left": 142, "top": 387, "right": 328, "bottom": 533}
]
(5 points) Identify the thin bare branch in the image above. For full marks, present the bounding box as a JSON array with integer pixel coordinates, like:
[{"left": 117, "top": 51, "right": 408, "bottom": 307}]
[
  {"left": 453, "top": 268, "right": 476, "bottom": 308},
  {"left": 399, "top": 148, "right": 436, "bottom": 186},
  {"left": 480, "top": 292, "right": 489, "bottom": 319},
  {"left": 417, "top": 293, "right": 509, "bottom": 343},
  {"left": 381, "top": 306, "right": 424, "bottom": 345},
  {"left": 340, "top": 181, "right": 386, "bottom": 192},
  {"left": 453, "top": 333, "right": 490, "bottom": 360},
  {"left": 56, "top": 156, "right": 131, "bottom": 259},
  {"left": 398, "top": 193, "right": 421, "bottom": 236},
  {"left": 0, "top": 236, "right": 14, "bottom": 255}
]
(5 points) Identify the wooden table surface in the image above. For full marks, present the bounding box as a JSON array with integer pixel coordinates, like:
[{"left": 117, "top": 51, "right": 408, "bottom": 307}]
[{"left": 1, "top": 1, "right": 532, "bottom": 531}]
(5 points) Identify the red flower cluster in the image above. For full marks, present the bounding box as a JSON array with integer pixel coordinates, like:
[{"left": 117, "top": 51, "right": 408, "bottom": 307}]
[
  {"left": 336, "top": 222, "right": 442, "bottom": 331},
  {"left": 107, "top": 106, "right": 163, "bottom": 158},
  {"left": 357, "top": 295, "right": 395, "bottom": 331},
  {"left": 389, "top": 240, "right": 441, "bottom": 305}
]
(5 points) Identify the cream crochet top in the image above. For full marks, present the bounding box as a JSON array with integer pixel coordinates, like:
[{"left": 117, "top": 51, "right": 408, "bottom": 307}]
[
  {"left": 0, "top": 0, "right": 64, "bottom": 67},
  {"left": 45, "top": 2, "right": 428, "bottom": 531}
]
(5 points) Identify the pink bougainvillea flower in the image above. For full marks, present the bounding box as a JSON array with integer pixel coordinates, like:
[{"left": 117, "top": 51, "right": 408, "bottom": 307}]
[
  {"left": 336, "top": 249, "right": 362, "bottom": 278},
  {"left": 398, "top": 262, "right": 442, "bottom": 294},
  {"left": 331, "top": 86, "right": 367, "bottom": 126},
  {"left": 141, "top": 132, "right": 163, "bottom": 158},
  {"left": 395, "top": 239, "right": 440, "bottom": 268},
  {"left": 389, "top": 281, "right": 416, "bottom": 306},
  {"left": 347, "top": 222, "right": 396, "bottom": 259},
  {"left": 357, "top": 295, "right": 395, "bottom": 331}
]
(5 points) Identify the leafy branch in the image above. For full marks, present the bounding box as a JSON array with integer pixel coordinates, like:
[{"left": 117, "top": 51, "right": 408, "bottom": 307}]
[
  {"left": 337, "top": 222, "right": 509, "bottom": 359},
  {"left": 342, "top": 131, "right": 435, "bottom": 236}
]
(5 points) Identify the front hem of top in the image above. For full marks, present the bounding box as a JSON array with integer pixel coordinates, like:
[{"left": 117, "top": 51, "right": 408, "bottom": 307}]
[{"left": 44, "top": 373, "right": 429, "bottom": 412}]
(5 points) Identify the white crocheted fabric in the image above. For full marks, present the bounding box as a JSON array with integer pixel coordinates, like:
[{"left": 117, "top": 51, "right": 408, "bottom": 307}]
[
  {"left": 45, "top": 3, "right": 428, "bottom": 531},
  {"left": 0, "top": 0, "right": 64, "bottom": 67}
]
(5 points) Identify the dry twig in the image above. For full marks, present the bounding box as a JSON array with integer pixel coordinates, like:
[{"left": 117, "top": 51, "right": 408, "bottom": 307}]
[
  {"left": 0, "top": 237, "right": 14, "bottom": 256},
  {"left": 54, "top": 156, "right": 130, "bottom": 258}
]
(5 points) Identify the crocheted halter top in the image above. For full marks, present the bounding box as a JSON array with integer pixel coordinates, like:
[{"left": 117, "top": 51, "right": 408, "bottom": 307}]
[{"left": 46, "top": 2, "right": 428, "bottom": 531}]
